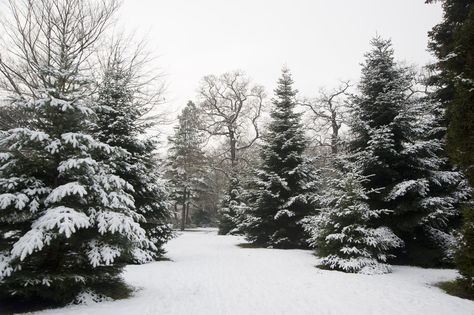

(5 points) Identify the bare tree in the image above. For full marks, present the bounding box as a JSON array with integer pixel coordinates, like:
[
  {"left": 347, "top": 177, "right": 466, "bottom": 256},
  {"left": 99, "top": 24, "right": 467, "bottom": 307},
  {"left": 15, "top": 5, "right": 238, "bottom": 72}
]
[
  {"left": 0, "top": 0, "right": 119, "bottom": 100},
  {"left": 198, "top": 71, "right": 266, "bottom": 169},
  {"left": 97, "top": 33, "right": 169, "bottom": 129},
  {"left": 300, "top": 81, "right": 351, "bottom": 154}
]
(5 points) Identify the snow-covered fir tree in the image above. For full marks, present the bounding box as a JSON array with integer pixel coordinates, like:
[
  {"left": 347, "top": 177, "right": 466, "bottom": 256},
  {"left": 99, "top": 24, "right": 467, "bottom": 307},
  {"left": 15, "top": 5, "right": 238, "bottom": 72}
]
[
  {"left": 167, "top": 101, "right": 208, "bottom": 231},
  {"left": 350, "top": 36, "right": 410, "bottom": 207},
  {"left": 95, "top": 53, "right": 173, "bottom": 262},
  {"left": 0, "top": 0, "right": 151, "bottom": 304},
  {"left": 241, "top": 68, "right": 315, "bottom": 248},
  {"left": 304, "top": 160, "right": 403, "bottom": 274},
  {"left": 351, "top": 36, "right": 469, "bottom": 265},
  {"left": 0, "top": 52, "right": 151, "bottom": 305}
]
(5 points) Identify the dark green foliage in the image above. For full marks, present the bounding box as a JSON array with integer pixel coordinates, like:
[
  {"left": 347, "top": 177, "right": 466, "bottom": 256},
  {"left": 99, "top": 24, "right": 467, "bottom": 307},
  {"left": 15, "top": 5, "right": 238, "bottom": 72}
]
[
  {"left": 428, "top": 0, "right": 474, "bottom": 288},
  {"left": 455, "top": 207, "right": 474, "bottom": 290},
  {"left": 241, "top": 68, "right": 314, "bottom": 248},
  {"left": 427, "top": 1, "right": 474, "bottom": 185}
]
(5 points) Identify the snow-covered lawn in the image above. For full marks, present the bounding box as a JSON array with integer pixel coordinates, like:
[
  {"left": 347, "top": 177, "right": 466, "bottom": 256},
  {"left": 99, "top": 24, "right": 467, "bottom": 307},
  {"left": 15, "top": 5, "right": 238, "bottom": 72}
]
[{"left": 31, "top": 229, "right": 473, "bottom": 315}]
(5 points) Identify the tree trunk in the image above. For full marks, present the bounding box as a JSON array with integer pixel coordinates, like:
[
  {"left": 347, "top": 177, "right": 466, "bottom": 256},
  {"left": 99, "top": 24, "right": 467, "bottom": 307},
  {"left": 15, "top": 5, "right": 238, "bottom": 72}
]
[
  {"left": 330, "top": 109, "right": 339, "bottom": 154},
  {"left": 186, "top": 201, "right": 190, "bottom": 225},
  {"left": 181, "top": 188, "right": 187, "bottom": 231},
  {"left": 331, "top": 121, "right": 339, "bottom": 154},
  {"left": 229, "top": 128, "right": 237, "bottom": 167}
]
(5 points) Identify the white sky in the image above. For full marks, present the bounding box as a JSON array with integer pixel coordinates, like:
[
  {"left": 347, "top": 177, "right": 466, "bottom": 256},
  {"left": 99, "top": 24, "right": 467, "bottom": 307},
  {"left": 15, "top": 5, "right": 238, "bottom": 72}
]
[{"left": 119, "top": 0, "right": 442, "bottom": 118}]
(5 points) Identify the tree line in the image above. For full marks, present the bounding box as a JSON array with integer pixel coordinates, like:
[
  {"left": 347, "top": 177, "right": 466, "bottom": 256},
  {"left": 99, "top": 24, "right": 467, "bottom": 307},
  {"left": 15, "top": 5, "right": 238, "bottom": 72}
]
[{"left": 167, "top": 0, "right": 474, "bottom": 294}]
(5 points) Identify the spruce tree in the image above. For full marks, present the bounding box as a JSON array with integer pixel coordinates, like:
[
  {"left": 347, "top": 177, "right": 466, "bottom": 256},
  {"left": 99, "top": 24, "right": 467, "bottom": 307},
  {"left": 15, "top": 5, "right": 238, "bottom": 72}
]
[
  {"left": 427, "top": 0, "right": 474, "bottom": 290},
  {"left": 0, "top": 0, "right": 149, "bottom": 304},
  {"left": 95, "top": 56, "right": 173, "bottom": 262},
  {"left": 304, "top": 160, "right": 403, "bottom": 274},
  {"left": 242, "top": 68, "right": 313, "bottom": 248},
  {"left": 0, "top": 49, "right": 149, "bottom": 305},
  {"left": 351, "top": 37, "right": 468, "bottom": 265},
  {"left": 167, "top": 101, "right": 208, "bottom": 231},
  {"left": 350, "top": 36, "right": 410, "bottom": 205}
]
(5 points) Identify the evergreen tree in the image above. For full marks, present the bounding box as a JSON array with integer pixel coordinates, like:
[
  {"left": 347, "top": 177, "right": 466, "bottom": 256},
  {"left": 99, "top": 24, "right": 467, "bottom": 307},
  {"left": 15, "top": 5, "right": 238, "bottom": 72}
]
[
  {"left": 350, "top": 36, "right": 410, "bottom": 206},
  {"left": 303, "top": 161, "right": 403, "bottom": 274},
  {"left": 95, "top": 55, "right": 173, "bottom": 262},
  {"left": 0, "top": 45, "right": 148, "bottom": 304},
  {"left": 0, "top": 0, "right": 149, "bottom": 304},
  {"left": 242, "top": 68, "right": 314, "bottom": 248},
  {"left": 167, "top": 101, "right": 208, "bottom": 231},
  {"left": 351, "top": 37, "right": 468, "bottom": 265},
  {"left": 427, "top": 0, "right": 474, "bottom": 290}
]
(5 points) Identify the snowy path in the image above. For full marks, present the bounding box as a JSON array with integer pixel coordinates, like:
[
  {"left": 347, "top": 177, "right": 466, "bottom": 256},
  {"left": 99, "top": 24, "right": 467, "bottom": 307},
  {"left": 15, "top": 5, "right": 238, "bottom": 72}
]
[{"left": 32, "top": 229, "right": 474, "bottom": 315}]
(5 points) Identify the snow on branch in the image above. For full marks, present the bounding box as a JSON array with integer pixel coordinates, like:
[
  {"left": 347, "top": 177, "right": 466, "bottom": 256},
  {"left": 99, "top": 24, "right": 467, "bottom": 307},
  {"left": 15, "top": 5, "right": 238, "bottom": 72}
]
[
  {"left": 11, "top": 229, "right": 51, "bottom": 261},
  {"left": 385, "top": 179, "right": 429, "bottom": 201},
  {"left": 58, "top": 158, "right": 98, "bottom": 173},
  {"left": 45, "top": 182, "right": 88, "bottom": 205},
  {"left": 0, "top": 193, "right": 29, "bottom": 210},
  {"left": 0, "top": 253, "right": 13, "bottom": 280},
  {"left": 95, "top": 211, "right": 147, "bottom": 241},
  {"left": 87, "top": 241, "right": 121, "bottom": 267},
  {"left": 32, "top": 206, "right": 91, "bottom": 238}
]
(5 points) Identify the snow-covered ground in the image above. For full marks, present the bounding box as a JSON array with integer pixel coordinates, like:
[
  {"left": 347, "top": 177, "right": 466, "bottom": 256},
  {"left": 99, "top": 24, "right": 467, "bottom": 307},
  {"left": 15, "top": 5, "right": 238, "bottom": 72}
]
[{"left": 31, "top": 229, "right": 474, "bottom": 315}]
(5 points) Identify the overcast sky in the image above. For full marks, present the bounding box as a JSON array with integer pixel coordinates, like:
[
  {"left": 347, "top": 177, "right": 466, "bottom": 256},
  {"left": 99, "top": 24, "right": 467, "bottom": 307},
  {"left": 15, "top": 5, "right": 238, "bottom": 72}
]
[{"left": 118, "top": 0, "right": 443, "bottom": 116}]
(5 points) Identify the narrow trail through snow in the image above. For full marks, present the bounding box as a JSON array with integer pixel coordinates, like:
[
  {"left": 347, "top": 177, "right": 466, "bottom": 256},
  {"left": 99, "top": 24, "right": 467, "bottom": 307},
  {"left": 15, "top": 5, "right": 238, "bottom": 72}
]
[{"left": 33, "top": 229, "right": 474, "bottom": 315}]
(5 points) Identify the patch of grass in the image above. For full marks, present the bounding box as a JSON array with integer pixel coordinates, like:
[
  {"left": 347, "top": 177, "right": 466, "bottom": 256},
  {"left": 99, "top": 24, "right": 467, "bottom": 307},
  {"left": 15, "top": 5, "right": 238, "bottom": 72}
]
[
  {"left": 435, "top": 280, "right": 474, "bottom": 301},
  {"left": 92, "top": 281, "right": 134, "bottom": 301}
]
